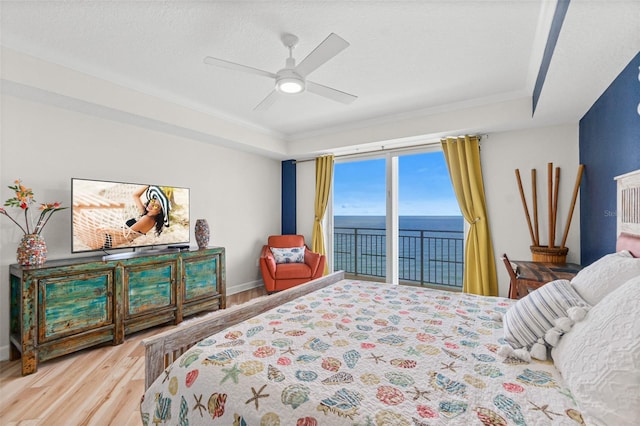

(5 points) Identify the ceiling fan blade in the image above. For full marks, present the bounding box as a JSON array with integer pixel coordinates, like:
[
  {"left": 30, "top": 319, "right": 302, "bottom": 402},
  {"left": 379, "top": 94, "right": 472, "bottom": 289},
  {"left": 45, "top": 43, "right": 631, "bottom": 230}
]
[
  {"left": 295, "top": 33, "right": 349, "bottom": 78},
  {"left": 253, "top": 90, "right": 280, "bottom": 111},
  {"left": 203, "top": 56, "right": 277, "bottom": 79},
  {"left": 306, "top": 81, "right": 357, "bottom": 104}
]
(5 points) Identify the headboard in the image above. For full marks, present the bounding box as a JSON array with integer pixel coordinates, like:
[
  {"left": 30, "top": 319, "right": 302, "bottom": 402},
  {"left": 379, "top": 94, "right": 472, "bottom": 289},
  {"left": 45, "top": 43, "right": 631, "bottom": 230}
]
[{"left": 615, "top": 169, "right": 640, "bottom": 257}]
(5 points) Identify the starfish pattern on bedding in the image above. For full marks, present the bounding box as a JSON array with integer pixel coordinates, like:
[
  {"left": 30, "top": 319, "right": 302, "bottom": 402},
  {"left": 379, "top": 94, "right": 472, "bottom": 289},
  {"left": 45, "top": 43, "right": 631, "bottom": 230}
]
[
  {"left": 441, "top": 361, "right": 457, "bottom": 372},
  {"left": 193, "top": 394, "right": 206, "bottom": 417},
  {"left": 529, "top": 401, "right": 562, "bottom": 420},
  {"left": 269, "top": 327, "right": 282, "bottom": 334},
  {"left": 367, "top": 353, "right": 386, "bottom": 364},
  {"left": 220, "top": 363, "right": 242, "bottom": 384},
  {"left": 161, "top": 367, "right": 172, "bottom": 384},
  {"left": 324, "top": 331, "right": 337, "bottom": 338},
  {"left": 407, "top": 386, "right": 432, "bottom": 401},
  {"left": 282, "top": 346, "right": 296, "bottom": 355},
  {"left": 245, "top": 384, "right": 269, "bottom": 410}
]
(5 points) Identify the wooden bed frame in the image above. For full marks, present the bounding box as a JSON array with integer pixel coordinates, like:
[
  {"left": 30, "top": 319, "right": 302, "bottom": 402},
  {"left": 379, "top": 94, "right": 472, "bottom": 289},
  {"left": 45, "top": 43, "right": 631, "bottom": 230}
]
[
  {"left": 616, "top": 169, "right": 640, "bottom": 256},
  {"left": 142, "top": 169, "right": 640, "bottom": 390},
  {"left": 141, "top": 270, "right": 345, "bottom": 389}
]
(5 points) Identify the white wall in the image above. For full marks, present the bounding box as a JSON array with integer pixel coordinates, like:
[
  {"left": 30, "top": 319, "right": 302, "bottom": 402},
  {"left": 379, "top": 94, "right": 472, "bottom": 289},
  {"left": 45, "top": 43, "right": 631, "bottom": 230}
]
[
  {"left": 482, "top": 124, "right": 581, "bottom": 295},
  {"left": 0, "top": 94, "right": 282, "bottom": 360},
  {"left": 296, "top": 123, "right": 580, "bottom": 297}
]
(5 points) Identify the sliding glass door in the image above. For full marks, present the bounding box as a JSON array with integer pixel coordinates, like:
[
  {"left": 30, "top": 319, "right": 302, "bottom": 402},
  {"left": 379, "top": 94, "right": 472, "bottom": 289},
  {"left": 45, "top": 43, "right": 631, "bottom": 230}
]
[
  {"left": 332, "top": 148, "right": 463, "bottom": 288},
  {"left": 333, "top": 157, "right": 387, "bottom": 279},
  {"left": 398, "top": 151, "right": 464, "bottom": 287}
]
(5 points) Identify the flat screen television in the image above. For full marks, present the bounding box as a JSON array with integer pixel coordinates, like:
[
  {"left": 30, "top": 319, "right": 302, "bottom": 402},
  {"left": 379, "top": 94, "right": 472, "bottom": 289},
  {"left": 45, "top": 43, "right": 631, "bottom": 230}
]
[{"left": 71, "top": 178, "right": 190, "bottom": 253}]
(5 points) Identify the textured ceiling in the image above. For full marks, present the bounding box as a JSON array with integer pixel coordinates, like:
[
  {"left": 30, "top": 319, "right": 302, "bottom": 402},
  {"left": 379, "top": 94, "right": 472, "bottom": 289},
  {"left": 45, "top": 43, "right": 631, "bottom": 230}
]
[{"left": 1, "top": 0, "right": 639, "bottom": 155}]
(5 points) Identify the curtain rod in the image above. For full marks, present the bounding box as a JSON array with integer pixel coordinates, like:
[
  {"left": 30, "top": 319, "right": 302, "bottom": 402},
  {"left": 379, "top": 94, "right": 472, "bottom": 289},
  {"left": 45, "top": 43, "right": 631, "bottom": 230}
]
[
  {"left": 293, "top": 134, "right": 486, "bottom": 164},
  {"left": 293, "top": 140, "right": 440, "bottom": 164}
]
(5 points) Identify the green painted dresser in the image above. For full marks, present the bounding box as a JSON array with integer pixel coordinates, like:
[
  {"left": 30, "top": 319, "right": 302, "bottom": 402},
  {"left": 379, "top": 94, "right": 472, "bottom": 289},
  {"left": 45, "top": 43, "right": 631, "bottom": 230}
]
[{"left": 9, "top": 247, "right": 225, "bottom": 375}]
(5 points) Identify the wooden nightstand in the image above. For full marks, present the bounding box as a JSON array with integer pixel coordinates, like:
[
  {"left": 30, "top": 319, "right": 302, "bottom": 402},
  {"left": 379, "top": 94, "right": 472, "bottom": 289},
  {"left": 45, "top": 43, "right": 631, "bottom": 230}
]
[{"left": 502, "top": 254, "right": 582, "bottom": 299}]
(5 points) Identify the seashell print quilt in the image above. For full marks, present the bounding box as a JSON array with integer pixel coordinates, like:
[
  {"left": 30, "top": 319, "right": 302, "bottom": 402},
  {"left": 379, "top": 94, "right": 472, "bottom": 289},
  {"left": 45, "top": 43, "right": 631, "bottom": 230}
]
[{"left": 140, "top": 280, "right": 584, "bottom": 425}]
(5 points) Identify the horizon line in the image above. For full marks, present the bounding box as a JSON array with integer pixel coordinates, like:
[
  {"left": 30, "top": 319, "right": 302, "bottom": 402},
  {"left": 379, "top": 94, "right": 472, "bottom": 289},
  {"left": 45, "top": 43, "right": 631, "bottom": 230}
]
[{"left": 334, "top": 214, "right": 463, "bottom": 217}]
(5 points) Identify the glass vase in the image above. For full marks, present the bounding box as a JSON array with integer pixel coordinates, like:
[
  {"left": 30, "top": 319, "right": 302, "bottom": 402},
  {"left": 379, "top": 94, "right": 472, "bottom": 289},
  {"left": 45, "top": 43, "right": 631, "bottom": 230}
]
[
  {"left": 17, "top": 233, "right": 47, "bottom": 266},
  {"left": 194, "top": 219, "right": 210, "bottom": 249}
]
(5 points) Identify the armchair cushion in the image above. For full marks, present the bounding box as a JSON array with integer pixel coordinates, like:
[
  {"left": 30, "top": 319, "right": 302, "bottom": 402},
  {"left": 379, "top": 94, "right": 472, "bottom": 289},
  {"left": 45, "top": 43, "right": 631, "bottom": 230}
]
[
  {"left": 275, "top": 263, "right": 313, "bottom": 279},
  {"left": 270, "top": 246, "right": 306, "bottom": 264}
]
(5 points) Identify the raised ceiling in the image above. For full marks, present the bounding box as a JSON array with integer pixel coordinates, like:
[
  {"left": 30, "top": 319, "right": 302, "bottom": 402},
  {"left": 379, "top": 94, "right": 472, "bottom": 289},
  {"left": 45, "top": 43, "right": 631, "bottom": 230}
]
[{"left": 1, "top": 1, "right": 638, "bottom": 157}]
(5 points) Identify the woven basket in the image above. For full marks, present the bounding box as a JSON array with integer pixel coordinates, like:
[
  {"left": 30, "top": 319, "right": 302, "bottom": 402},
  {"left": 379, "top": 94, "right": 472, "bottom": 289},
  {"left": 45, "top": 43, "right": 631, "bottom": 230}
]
[{"left": 530, "top": 246, "right": 568, "bottom": 263}]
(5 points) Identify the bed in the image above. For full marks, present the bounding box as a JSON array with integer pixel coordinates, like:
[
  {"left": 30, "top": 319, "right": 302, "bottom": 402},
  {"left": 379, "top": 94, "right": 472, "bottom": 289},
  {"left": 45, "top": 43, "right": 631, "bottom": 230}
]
[{"left": 140, "top": 169, "right": 640, "bottom": 425}]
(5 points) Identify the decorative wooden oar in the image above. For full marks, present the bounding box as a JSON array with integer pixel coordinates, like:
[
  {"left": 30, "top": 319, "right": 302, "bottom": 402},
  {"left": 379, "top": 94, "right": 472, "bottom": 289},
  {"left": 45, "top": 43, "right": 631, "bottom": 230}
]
[
  {"left": 532, "top": 169, "right": 539, "bottom": 246},
  {"left": 547, "top": 163, "right": 553, "bottom": 248},
  {"left": 552, "top": 166, "right": 560, "bottom": 248},
  {"left": 515, "top": 168, "right": 536, "bottom": 246},
  {"left": 560, "top": 164, "right": 585, "bottom": 249}
]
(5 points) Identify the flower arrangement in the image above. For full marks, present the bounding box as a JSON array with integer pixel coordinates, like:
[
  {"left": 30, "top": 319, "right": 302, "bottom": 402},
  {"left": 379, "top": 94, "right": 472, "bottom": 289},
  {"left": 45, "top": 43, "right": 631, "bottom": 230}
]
[{"left": 1, "top": 179, "right": 67, "bottom": 235}]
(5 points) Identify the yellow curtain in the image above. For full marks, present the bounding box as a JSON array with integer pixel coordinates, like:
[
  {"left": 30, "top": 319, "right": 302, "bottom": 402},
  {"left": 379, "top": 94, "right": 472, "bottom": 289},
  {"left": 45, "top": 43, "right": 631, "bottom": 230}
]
[
  {"left": 312, "top": 155, "right": 334, "bottom": 275},
  {"left": 441, "top": 135, "right": 498, "bottom": 296}
]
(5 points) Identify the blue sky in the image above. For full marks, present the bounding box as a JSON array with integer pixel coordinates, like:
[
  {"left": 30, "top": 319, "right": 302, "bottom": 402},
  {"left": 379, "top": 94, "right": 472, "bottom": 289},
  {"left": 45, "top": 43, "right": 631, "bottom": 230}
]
[{"left": 333, "top": 151, "right": 461, "bottom": 216}]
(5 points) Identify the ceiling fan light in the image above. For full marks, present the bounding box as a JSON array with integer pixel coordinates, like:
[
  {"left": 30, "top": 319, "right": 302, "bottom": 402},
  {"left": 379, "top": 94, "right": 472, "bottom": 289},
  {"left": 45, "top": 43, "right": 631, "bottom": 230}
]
[{"left": 277, "top": 77, "right": 305, "bottom": 94}]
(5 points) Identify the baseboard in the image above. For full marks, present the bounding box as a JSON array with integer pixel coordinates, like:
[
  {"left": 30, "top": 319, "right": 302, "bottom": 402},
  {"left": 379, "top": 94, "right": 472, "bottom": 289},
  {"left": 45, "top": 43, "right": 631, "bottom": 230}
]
[
  {"left": 0, "top": 344, "right": 9, "bottom": 362},
  {"left": 227, "top": 279, "right": 263, "bottom": 296}
]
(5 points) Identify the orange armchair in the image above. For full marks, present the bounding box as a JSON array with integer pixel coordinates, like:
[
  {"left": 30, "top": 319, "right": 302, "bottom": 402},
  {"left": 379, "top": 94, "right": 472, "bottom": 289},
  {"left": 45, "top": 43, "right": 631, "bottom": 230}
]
[{"left": 260, "top": 235, "right": 326, "bottom": 293}]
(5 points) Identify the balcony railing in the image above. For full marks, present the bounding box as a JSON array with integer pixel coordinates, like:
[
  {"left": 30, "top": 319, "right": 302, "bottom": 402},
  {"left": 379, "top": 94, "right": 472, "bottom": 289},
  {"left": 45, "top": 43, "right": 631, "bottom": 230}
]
[{"left": 334, "top": 226, "right": 464, "bottom": 288}]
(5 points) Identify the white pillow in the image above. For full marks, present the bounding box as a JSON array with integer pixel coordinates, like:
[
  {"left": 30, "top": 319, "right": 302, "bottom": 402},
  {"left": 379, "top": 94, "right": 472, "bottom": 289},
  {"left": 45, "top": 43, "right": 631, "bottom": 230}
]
[
  {"left": 502, "top": 279, "right": 589, "bottom": 350},
  {"left": 570, "top": 250, "right": 640, "bottom": 305},
  {"left": 270, "top": 246, "right": 305, "bottom": 264},
  {"left": 552, "top": 275, "right": 640, "bottom": 425}
]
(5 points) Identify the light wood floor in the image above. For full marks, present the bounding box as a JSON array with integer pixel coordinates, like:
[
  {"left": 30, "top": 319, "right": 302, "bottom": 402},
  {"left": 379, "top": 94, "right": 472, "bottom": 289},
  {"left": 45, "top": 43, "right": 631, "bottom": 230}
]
[{"left": 0, "top": 287, "right": 266, "bottom": 426}]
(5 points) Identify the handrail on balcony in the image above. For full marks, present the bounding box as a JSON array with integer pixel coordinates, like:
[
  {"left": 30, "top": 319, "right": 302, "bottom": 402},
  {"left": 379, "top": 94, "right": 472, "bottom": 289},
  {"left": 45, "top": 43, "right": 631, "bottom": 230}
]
[{"left": 334, "top": 226, "right": 464, "bottom": 288}]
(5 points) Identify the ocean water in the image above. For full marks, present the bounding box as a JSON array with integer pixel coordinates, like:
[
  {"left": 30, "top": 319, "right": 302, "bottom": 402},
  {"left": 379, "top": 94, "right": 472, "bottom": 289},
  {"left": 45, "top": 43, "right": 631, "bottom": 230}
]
[
  {"left": 335, "top": 215, "right": 463, "bottom": 233},
  {"left": 333, "top": 215, "right": 464, "bottom": 287}
]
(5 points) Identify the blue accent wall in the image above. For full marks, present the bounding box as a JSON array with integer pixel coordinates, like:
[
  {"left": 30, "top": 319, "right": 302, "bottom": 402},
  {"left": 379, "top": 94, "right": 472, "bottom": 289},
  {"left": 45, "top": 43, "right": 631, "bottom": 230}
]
[
  {"left": 281, "top": 160, "right": 297, "bottom": 234},
  {"left": 579, "top": 52, "right": 640, "bottom": 265}
]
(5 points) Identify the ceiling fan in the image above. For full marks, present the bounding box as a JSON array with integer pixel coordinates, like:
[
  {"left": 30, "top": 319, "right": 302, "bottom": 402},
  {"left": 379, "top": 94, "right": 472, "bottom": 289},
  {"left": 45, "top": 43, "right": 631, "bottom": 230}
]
[{"left": 203, "top": 33, "right": 357, "bottom": 111}]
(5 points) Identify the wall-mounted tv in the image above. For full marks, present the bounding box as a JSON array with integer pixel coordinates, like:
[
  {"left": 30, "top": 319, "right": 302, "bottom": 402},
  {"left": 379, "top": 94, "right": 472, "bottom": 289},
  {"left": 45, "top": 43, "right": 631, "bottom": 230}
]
[{"left": 71, "top": 178, "right": 190, "bottom": 253}]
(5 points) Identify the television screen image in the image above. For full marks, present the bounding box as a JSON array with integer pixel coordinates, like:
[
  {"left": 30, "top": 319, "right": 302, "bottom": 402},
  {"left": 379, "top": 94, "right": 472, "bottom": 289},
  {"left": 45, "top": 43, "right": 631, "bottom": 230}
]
[{"left": 71, "top": 178, "right": 190, "bottom": 253}]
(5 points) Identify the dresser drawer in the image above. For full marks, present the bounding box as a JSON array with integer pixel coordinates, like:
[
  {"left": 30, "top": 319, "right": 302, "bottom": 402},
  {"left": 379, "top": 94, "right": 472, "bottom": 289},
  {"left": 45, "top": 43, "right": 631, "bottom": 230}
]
[
  {"left": 124, "top": 260, "right": 177, "bottom": 318},
  {"left": 38, "top": 270, "right": 114, "bottom": 343}
]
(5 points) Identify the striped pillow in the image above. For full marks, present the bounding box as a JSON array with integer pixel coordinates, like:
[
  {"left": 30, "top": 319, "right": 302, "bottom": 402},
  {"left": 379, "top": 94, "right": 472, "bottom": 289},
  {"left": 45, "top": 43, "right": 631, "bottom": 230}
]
[{"left": 503, "top": 279, "right": 589, "bottom": 350}]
